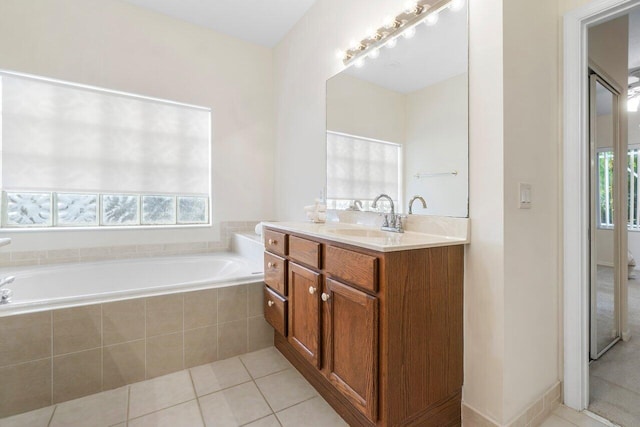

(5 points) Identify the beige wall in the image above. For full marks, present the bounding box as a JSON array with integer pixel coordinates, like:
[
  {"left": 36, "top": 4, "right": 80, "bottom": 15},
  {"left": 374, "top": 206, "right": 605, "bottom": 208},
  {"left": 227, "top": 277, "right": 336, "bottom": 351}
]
[
  {"left": 326, "top": 73, "right": 406, "bottom": 143},
  {"left": 405, "top": 73, "right": 469, "bottom": 217},
  {"left": 0, "top": 0, "right": 275, "bottom": 251}
]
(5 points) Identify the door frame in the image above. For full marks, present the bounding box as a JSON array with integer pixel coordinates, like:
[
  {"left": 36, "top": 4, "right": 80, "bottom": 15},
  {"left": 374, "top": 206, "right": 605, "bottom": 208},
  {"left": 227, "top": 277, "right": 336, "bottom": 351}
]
[{"left": 563, "top": 0, "right": 638, "bottom": 410}]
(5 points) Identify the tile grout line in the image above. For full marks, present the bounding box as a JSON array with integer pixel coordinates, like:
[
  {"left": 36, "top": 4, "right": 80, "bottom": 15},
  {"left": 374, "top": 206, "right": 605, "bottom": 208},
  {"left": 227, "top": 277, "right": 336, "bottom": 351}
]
[
  {"left": 126, "top": 386, "right": 131, "bottom": 425},
  {"left": 188, "top": 369, "right": 207, "bottom": 426},
  {"left": 238, "top": 356, "right": 279, "bottom": 419},
  {"left": 46, "top": 405, "right": 57, "bottom": 427},
  {"left": 128, "top": 398, "right": 199, "bottom": 423}
]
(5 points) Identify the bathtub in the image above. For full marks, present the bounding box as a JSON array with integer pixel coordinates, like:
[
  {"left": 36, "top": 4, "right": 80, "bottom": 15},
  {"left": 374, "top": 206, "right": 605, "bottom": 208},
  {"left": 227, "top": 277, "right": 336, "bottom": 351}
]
[
  {"left": 0, "top": 252, "right": 264, "bottom": 316},
  {"left": 0, "top": 246, "right": 273, "bottom": 417}
]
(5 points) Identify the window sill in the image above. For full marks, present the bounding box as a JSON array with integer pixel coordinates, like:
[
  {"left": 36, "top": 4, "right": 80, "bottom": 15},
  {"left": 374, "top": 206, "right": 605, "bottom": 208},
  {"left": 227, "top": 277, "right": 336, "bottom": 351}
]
[{"left": 0, "top": 223, "right": 213, "bottom": 233}]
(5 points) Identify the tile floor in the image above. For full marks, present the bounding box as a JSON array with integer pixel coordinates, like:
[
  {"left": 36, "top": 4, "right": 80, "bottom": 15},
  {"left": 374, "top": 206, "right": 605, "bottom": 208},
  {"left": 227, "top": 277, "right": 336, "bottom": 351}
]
[
  {"left": 0, "top": 345, "right": 621, "bottom": 427},
  {"left": 541, "top": 405, "right": 614, "bottom": 427},
  {"left": 0, "top": 347, "right": 348, "bottom": 427}
]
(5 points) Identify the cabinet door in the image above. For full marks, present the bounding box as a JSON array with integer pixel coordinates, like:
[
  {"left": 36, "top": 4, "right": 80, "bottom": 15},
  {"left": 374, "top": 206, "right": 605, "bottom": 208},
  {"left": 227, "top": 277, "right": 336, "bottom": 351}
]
[
  {"left": 324, "top": 278, "right": 378, "bottom": 422},
  {"left": 288, "top": 262, "right": 322, "bottom": 368}
]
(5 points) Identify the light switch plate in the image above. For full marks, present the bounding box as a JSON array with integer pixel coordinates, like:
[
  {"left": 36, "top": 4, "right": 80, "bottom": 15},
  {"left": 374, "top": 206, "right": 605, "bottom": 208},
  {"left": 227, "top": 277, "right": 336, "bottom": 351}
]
[{"left": 519, "top": 183, "right": 532, "bottom": 209}]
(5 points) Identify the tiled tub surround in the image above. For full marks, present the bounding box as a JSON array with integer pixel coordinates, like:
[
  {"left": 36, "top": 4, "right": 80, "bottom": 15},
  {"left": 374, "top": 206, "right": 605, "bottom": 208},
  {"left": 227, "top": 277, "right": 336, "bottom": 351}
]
[{"left": 0, "top": 282, "right": 273, "bottom": 418}]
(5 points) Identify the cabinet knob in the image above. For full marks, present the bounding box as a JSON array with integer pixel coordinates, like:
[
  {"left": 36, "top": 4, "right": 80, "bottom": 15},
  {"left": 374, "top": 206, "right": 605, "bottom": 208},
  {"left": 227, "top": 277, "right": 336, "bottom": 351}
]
[
  {"left": 308, "top": 286, "right": 316, "bottom": 295},
  {"left": 267, "top": 300, "right": 275, "bottom": 307},
  {"left": 267, "top": 262, "right": 276, "bottom": 269},
  {"left": 268, "top": 239, "right": 276, "bottom": 245},
  {"left": 321, "top": 293, "right": 330, "bottom": 302}
]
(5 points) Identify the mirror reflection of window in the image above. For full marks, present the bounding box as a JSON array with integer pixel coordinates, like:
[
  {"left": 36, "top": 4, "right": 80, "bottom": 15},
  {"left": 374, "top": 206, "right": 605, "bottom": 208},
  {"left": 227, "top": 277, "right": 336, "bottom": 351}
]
[{"left": 325, "top": 3, "right": 468, "bottom": 217}]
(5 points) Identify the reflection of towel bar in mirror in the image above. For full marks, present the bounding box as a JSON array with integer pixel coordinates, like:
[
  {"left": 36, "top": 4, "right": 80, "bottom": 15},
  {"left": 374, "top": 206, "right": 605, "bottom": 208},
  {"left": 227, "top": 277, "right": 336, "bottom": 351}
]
[{"left": 414, "top": 171, "right": 458, "bottom": 179}]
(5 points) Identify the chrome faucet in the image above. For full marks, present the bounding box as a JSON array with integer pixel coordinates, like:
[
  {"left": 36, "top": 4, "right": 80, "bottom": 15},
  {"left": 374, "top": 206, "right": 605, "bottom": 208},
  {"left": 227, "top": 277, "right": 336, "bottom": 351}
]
[
  {"left": 372, "top": 194, "right": 404, "bottom": 233},
  {"left": 408, "top": 195, "right": 427, "bottom": 214},
  {"left": 0, "top": 275, "right": 14, "bottom": 304}
]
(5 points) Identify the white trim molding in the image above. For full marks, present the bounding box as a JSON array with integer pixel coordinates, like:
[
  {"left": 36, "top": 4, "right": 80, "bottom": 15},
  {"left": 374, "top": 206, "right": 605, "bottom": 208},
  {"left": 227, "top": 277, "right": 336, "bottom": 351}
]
[{"left": 562, "top": 0, "right": 640, "bottom": 410}]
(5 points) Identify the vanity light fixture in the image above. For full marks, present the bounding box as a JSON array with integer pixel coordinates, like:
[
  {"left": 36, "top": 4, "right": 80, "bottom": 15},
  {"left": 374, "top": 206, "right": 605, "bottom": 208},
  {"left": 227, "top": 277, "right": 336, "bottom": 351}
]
[{"left": 339, "top": 0, "right": 464, "bottom": 66}]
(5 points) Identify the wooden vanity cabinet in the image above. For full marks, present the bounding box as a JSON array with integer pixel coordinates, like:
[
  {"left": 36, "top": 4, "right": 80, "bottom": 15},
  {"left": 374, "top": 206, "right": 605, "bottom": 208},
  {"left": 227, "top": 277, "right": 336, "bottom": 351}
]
[
  {"left": 288, "top": 262, "right": 322, "bottom": 368},
  {"left": 263, "top": 226, "right": 464, "bottom": 427}
]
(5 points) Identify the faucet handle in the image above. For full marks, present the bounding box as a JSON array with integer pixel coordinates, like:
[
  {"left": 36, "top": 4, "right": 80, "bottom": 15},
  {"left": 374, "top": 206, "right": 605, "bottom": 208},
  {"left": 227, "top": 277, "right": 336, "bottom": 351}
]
[
  {"left": 379, "top": 213, "right": 389, "bottom": 227},
  {"left": 0, "top": 276, "right": 15, "bottom": 288}
]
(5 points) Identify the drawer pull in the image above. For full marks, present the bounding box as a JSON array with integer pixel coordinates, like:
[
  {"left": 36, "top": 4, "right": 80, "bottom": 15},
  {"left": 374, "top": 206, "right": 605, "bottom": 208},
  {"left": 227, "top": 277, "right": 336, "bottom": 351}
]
[
  {"left": 268, "top": 239, "right": 276, "bottom": 245},
  {"left": 308, "top": 286, "right": 317, "bottom": 295},
  {"left": 321, "top": 293, "right": 330, "bottom": 302},
  {"left": 267, "top": 262, "right": 276, "bottom": 269},
  {"left": 267, "top": 300, "right": 275, "bottom": 307}
]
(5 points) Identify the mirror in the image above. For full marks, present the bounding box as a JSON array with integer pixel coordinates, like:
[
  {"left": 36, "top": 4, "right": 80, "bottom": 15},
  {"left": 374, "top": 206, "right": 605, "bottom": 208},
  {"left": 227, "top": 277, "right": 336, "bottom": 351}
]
[{"left": 325, "top": 3, "right": 468, "bottom": 217}]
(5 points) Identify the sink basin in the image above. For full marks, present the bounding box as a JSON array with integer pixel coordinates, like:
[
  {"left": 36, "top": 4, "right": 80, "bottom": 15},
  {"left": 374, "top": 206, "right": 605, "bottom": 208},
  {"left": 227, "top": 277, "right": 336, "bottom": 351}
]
[{"left": 326, "top": 228, "right": 391, "bottom": 238}]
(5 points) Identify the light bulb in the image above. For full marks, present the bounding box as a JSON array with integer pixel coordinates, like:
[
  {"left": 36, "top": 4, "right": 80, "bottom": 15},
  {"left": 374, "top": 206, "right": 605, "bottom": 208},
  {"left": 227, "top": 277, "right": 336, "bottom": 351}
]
[
  {"left": 335, "top": 50, "right": 345, "bottom": 60},
  {"left": 366, "top": 28, "right": 378, "bottom": 40},
  {"left": 354, "top": 58, "right": 365, "bottom": 68},
  {"left": 386, "top": 37, "right": 398, "bottom": 48},
  {"left": 368, "top": 48, "right": 380, "bottom": 59},
  {"left": 402, "top": 26, "right": 416, "bottom": 38},
  {"left": 383, "top": 16, "right": 397, "bottom": 28},
  {"left": 425, "top": 12, "right": 439, "bottom": 26},
  {"left": 450, "top": 0, "right": 465, "bottom": 11},
  {"left": 404, "top": 1, "right": 418, "bottom": 13},
  {"left": 349, "top": 39, "right": 359, "bottom": 50}
]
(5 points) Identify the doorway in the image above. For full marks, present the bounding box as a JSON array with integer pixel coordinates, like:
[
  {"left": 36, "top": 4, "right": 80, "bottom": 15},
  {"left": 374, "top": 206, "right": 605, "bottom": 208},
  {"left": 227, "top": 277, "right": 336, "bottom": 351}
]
[{"left": 564, "top": 0, "right": 640, "bottom": 423}]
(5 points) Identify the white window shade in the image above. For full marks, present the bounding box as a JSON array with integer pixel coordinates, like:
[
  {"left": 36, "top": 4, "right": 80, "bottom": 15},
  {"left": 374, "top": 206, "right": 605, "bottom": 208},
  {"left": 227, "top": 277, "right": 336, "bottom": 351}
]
[
  {"left": 0, "top": 73, "right": 210, "bottom": 195},
  {"left": 326, "top": 131, "right": 400, "bottom": 201}
]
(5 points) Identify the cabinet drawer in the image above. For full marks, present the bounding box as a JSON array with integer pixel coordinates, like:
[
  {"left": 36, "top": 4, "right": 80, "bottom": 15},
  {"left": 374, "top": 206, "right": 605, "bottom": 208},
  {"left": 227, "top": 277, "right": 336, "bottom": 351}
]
[
  {"left": 325, "top": 246, "right": 378, "bottom": 293},
  {"left": 264, "top": 252, "right": 287, "bottom": 296},
  {"left": 289, "top": 235, "right": 321, "bottom": 269},
  {"left": 264, "top": 286, "right": 287, "bottom": 336},
  {"left": 264, "top": 229, "right": 288, "bottom": 256}
]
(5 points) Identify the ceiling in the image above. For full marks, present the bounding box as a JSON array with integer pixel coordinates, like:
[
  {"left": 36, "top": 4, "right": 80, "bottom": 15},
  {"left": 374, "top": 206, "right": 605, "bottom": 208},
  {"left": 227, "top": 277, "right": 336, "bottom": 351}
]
[
  {"left": 342, "top": 5, "right": 467, "bottom": 94},
  {"left": 120, "top": 0, "right": 317, "bottom": 47}
]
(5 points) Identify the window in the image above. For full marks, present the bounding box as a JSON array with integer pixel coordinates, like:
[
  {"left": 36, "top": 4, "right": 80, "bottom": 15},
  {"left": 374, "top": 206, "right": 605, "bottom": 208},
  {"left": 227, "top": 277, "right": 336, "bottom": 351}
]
[
  {"left": 326, "top": 131, "right": 402, "bottom": 210},
  {"left": 0, "top": 71, "right": 211, "bottom": 228},
  {"left": 598, "top": 146, "right": 640, "bottom": 230}
]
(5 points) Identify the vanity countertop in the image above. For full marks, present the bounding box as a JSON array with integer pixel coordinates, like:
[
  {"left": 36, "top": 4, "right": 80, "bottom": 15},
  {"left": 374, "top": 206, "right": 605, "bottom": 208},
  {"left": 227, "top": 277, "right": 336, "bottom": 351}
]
[{"left": 263, "top": 221, "right": 469, "bottom": 252}]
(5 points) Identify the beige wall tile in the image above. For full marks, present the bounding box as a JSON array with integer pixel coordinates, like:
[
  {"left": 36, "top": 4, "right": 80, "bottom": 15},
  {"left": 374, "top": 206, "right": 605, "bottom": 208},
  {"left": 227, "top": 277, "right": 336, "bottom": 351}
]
[
  {"left": 184, "top": 325, "right": 217, "bottom": 368},
  {"left": 53, "top": 305, "right": 101, "bottom": 355},
  {"left": 218, "top": 320, "right": 248, "bottom": 360},
  {"left": 247, "top": 283, "right": 264, "bottom": 317},
  {"left": 103, "top": 299, "right": 145, "bottom": 345},
  {"left": 53, "top": 348, "right": 102, "bottom": 403},
  {"left": 146, "top": 332, "right": 183, "bottom": 379},
  {"left": 146, "top": 295, "right": 183, "bottom": 338},
  {"left": 46, "top": 249, "right": 80, "bottom": 260},
  {"left": 103, "top": 340, "right": 145, "bottom": 391},
  {"left": 248, "top": 317, "right": 274, "bottom": 352},
  {"left": 218, "top": 286, "right": 247, "bottom": 323},
  {"left": 184, "top": 289, "right": 217, "bottom": 330},
  {"left": 0, "top": 311, "right": 51, "bottom": 367},
  {"left": 0, "top": 359, "right": 51, "bottom": 418}
]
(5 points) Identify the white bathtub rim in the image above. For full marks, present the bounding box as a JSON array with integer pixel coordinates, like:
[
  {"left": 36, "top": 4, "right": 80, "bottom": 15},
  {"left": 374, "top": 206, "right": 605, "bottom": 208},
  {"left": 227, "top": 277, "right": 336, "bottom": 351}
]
[{"left": 0, "top": 252, "right": 265, "bottom": 317}]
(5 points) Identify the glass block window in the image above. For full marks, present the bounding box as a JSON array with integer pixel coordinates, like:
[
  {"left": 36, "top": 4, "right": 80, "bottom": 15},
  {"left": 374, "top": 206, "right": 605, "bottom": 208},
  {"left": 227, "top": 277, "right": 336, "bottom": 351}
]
[
  {"left": 102, "top": 195, "right": 139, "bottom": 226},
  {"left": 56, "top": 194, "right": 98, "bottom": 226},
  {"left": 326, "top": 131, "right": 401, "bottom": 206},
  {"left": 5, "top": 192, "right": 52, "bottom": 226},
  {"left": 0, "top": 70, "right": 211, "bottom": 229},
  {"left": 178, "top": 196, "right": 209, "bottom": 224},
  {"left": 142, "top": 196, "right": 176, "bottom": 225}
]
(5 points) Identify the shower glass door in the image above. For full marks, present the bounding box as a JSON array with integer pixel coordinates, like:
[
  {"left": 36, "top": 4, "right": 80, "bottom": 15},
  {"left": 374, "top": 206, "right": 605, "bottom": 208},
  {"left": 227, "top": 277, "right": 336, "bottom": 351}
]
[{"left": 590, "top": 72, "right": 622, "bottom": 360}]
